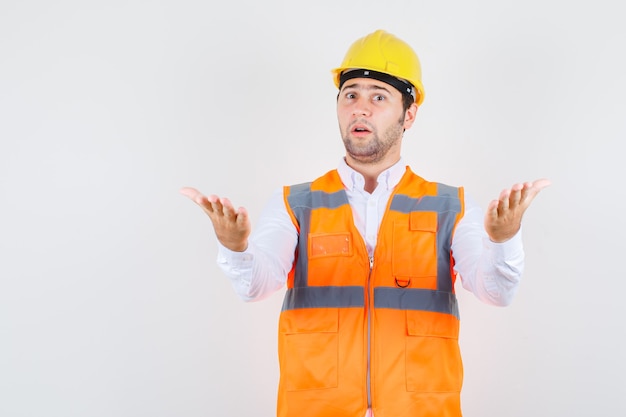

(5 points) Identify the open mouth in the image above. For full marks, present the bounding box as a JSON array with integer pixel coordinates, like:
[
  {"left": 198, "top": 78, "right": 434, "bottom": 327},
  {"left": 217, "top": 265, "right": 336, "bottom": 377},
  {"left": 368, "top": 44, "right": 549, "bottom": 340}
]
[{"left": 351, "top": 123, "right": 372, "bottom": 135}]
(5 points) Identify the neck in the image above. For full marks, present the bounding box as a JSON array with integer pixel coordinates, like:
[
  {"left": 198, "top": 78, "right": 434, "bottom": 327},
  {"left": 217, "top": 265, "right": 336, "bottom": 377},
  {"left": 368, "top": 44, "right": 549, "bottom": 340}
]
[{"left": 345, "top": 156, "right": 400, "bottom": 193}]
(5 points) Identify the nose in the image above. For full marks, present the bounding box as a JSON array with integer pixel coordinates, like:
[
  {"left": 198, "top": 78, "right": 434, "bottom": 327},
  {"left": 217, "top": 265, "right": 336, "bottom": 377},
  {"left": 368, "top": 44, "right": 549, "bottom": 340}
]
[{"left": 352, "top": 97, "right": 371, "bottom": 117}]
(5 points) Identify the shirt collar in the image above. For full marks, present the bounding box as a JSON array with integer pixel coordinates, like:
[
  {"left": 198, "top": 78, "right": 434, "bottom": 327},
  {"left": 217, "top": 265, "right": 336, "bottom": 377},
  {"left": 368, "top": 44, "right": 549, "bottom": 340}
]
[{"left": 337, "top": 157, "right": 407, "bottom": 192}]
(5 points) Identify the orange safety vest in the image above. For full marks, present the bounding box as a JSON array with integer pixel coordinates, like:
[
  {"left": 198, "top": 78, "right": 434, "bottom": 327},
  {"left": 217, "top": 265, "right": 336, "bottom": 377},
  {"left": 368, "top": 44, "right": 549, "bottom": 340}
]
[{"left": 277, "top": 167, "right": 465, "bottom": 417}]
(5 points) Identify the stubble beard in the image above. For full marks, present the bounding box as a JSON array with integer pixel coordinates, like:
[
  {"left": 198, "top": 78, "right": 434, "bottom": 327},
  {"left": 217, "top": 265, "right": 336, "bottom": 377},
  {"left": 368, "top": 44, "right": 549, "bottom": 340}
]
[{"left": 342, "top": 115, "right": 405, "bottom": 164}]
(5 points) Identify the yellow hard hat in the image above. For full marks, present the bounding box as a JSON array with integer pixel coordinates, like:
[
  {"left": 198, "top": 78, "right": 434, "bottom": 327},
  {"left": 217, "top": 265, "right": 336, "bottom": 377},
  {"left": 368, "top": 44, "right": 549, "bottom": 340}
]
[{"left": 332, "top": 29, "right": 425, "bottom": 105}]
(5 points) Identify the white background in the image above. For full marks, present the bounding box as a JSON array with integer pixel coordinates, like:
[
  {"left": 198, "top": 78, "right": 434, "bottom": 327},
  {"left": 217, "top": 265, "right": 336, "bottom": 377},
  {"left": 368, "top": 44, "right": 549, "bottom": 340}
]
[{"left": 1, "top": 0, "right": 625, "bottom": 416}]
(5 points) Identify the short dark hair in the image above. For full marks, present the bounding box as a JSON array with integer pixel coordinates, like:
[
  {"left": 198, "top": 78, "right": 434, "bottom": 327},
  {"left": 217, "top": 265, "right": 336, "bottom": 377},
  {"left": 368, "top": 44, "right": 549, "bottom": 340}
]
[{"left": 401, "top": 93, "right": 414, "bottom": 114}]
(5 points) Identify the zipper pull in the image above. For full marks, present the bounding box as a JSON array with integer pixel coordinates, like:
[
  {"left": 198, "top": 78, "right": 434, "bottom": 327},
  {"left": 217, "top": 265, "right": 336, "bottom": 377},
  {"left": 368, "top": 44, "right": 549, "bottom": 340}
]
[{"left": 369, "top": 256, "right": 374, "bottom": 269}]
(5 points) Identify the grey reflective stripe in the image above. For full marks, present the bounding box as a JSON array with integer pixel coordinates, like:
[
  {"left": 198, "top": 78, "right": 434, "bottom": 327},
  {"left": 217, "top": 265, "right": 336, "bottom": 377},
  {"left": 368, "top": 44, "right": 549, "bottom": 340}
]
[
  {"left": 437, "top": 183, "right": 460, "bottom": 199},
  {"left": 435, "top": 184, "right": 460, "bottom": 293},
  {"left": 288, "top": 187, "right": 348, "bottom": 211},
  {"left": 282, "top": 286, "right": 365, "bottom": 311},
  {"left": 287, "top": 184, "right": 351, "bottom": 289},
  {"left": 311, "top": 190, "right": 349, "bottom": 209},
  {"left": 374, "top": 287, "right": 459, "bottom": 319},
  {"left": 389, "top": 194, "right": 461, "bottom": 214},
  {"left": 389, "top": 184, "right": 461, "bottom": 293},
  {"left": 287, "top": 182, "right": 313, "bottom": 289}
]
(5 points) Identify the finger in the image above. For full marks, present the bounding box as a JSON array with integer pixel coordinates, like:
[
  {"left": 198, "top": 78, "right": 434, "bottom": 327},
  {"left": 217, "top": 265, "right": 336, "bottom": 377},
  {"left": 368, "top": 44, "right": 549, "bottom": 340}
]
[
  {"left": 498, "top": 189, "right": 511, "bottom": 215},
  {"left": 521, "top": 178, "right": 551, "bottom": 204},
  {"left": 205, "top": 194, "right": 223, "bottom": 215},
  {"left": 518, "top": 181, "right": 533, "bottom": 204},
  {"left": 528, "top": 179, "right": 551, "bottom": 202},
  {"left": 508, "top": 184, "right": 523, "bottom": 208},
  {"left": 486, "top": 199, "right": 499, "bottom": 220},
  {"left": 235, "top": 206, "right": 250, "bottom": 225},
  {"left": 220, "top": 198, "right": 237, "bottom": 219},
  {"left": 180, "top": 186, "right": 201, "bottom": 200},
  {"left": 532, "top": 178, "right": 552, "bottom": 190},
  {"left": 180, "top": 187, "right": 215, "bottom": 211}
]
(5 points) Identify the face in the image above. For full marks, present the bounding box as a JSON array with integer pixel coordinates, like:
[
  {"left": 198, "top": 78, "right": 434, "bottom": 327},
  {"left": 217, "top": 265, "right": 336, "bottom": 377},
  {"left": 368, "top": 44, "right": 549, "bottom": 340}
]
[{"left": 337, "top": 78, "right": 417, "bottom": 165}]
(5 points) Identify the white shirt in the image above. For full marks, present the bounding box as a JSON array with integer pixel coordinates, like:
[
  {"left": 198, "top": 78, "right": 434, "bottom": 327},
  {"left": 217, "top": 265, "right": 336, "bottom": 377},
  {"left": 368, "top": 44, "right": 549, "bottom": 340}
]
[{"left": 217, "top": 158, "right": 524, "bottom": 306}]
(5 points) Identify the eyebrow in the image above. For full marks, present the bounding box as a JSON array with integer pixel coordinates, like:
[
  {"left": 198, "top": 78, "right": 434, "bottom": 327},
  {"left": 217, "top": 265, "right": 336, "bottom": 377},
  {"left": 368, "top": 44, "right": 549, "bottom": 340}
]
[{"left": 341, "top": 82, "right": 392, "bottom": 95}]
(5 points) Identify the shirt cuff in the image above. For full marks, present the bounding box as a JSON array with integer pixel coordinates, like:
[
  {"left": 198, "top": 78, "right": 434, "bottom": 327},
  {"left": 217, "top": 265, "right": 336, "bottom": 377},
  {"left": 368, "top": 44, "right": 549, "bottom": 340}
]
[
  {"left": 216, "top": 242, "right": 254, "bottom": 266},
  {"left": 485, "top": 228, "right": 524, "bottom": 259}
]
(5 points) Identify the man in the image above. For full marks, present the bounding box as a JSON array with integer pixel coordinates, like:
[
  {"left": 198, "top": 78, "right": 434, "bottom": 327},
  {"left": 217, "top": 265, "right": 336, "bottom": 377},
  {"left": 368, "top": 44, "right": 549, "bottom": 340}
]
[{"left": 181, "top": 29, "right": 549, "bottom": 417}]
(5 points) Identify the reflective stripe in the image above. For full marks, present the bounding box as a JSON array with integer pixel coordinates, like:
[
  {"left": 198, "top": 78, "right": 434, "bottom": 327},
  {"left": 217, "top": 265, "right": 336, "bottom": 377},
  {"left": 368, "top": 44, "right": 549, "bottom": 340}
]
[
  {"left": 437, "top": 183, "right": 459, "bottom": 199},
  {"left": 435, "top": 184, "right": 461, "bottom": 293},
  {"left": 288, "top": 186, "right": 348, "bottom": 211},
  {"left": 287, "top": 183, "right": 313, "bottom": 288},
  {"left": 374, "top": 287, "right": 459, "bottom": 319},
  {"left": 287, "top": 185, "right": 351, "bottom": 289},
  {"left": 282, "top": 286, "right": 365, "bottom": 311},
  {"left": 389, "top": 194, "right": 461, "bottom": 214},
  {"left": 282, "top": 286, "right": 459, "bottom": 317},
  {"left": 311, "top": 190, "right": 349, "bottom": 209}
]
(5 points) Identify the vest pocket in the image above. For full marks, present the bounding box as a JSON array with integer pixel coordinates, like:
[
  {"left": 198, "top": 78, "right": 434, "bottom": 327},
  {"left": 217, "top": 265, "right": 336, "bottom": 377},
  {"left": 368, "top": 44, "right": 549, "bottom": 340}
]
[
  {"left": 281, "top": 308, "right": 339, "bottom": 391},
  {"left": 309, "top": 232, "right": 353, "bottom": 258},
  {"left": 405, "top": 310, "right": 463, "bottom": 392},
  {"left": 392, "top": 212, "right": 438, "bottom": 286}
]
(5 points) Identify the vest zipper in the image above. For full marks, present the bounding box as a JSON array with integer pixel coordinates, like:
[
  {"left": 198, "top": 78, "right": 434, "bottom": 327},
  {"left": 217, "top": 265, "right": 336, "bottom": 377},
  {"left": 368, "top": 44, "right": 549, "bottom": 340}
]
[{"left": 366, "top": 255, "right": 374, "bottom": 409}]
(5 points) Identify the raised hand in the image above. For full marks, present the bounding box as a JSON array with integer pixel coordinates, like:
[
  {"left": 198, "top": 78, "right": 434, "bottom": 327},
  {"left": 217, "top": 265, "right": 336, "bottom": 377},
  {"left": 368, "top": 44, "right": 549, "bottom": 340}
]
[
  {"left": 180, "top": 187, "right": 251, "bottom": 252},
  {"left": 484, "top": 179, "right": 551, "bottom": 243}
]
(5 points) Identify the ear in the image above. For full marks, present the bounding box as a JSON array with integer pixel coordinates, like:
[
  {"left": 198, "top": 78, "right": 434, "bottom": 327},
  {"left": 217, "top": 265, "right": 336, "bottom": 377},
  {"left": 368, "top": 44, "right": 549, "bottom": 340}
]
[{"left": 403, "top": 103, "right": 418, "bottom": 130}]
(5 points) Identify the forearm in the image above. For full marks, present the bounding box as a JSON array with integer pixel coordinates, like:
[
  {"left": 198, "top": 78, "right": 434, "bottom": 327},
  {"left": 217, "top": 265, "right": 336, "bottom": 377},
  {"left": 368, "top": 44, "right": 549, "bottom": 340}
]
[
  {"left": 458, "top": 233, "right": 524, "bottom": 306},
  {"left": 453, "top": 196, "right": 525, "bottom": 306},
  {"left": 216, "top": 188, "right": 297, "bottom": 302},
  {"left": 217, "top": 242, "right": 289, "bottom": 301}
]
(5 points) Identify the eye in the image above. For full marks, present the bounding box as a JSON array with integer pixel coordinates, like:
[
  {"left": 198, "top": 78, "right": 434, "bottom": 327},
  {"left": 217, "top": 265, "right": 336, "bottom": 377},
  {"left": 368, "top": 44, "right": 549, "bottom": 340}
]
[
  {"left": 373, "top": 94, "right": 385, "bottom": 102},
  {"left": 345, "top": 92, "right": 356, "bottom": 99}
]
